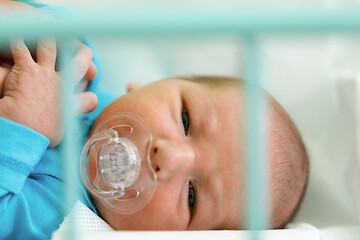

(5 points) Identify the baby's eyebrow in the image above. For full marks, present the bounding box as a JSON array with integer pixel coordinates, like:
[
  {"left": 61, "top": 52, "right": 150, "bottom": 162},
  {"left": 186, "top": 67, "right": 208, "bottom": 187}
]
[
  {"left": 197, "top": 102, "right": 217, "bottom": 142},
  {"left": 184, "top": 91, "right": 217, "bottom": 138}
]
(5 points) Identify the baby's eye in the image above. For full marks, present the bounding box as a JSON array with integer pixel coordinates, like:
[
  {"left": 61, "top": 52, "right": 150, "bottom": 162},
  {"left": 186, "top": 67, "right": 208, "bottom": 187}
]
[
  {"left": 182, "top": 108, "right": 190, "bottom": 135},
  {"left": 188, "top": 182, "right": 196, "bottom": 213}
]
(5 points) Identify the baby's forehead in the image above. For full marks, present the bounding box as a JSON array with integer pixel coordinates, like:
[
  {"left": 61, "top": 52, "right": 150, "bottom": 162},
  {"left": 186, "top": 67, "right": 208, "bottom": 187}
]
[{"left": 176, "top": 77, "right": 244, "bottom": 110}]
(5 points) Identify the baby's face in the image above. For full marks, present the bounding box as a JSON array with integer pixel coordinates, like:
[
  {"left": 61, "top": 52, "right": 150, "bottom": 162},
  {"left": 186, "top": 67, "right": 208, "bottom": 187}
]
[{"left": 89, "top": 78, "right": 245, "bottom": 230}]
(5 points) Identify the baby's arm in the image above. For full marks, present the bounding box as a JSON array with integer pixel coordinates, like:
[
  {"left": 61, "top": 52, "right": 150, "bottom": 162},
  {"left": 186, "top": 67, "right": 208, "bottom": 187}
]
[{"left": 0, "top": 39, "right": 98, "bottom": 239}]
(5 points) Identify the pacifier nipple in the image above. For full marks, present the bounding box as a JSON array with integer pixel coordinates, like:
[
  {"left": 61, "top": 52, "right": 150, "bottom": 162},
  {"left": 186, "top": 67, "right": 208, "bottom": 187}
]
[{"left": 98, "top": 137, "right": 140, "bottom": 190}]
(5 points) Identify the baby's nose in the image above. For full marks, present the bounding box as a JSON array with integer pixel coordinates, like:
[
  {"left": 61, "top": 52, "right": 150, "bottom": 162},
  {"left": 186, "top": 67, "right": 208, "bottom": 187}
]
[{"left": 150, "top": 138, "right": 195, "bottom": 182}]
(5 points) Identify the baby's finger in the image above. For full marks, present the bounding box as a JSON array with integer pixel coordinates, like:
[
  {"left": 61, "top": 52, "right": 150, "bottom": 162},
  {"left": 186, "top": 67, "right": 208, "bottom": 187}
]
[
  {"left": 63, "top": 44, "right": 93, "bottom": 84},
  {"left": 10, "top": 38, "right": 33, "bottom": 65},
  {"left": 74, "top": 79, "right": 89, "bottom": 92},
  {"left": 37, "top": 37, "right": 57, "bottom": 69},
  {"left": 78, "top": 91, "right": 98, "bottom": 114},
  {"left": 84, "top": 61, "right": 97, "bottom": 81}
]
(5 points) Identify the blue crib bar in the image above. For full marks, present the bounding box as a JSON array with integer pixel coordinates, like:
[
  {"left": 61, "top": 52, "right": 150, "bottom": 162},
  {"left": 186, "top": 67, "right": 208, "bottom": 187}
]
[{"left": 1, "top": 5, "right": 360, "bottom": 38}]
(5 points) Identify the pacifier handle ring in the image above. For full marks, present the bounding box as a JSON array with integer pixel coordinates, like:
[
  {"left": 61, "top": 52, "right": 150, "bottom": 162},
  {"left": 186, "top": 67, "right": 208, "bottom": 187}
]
[
  {"left": 80, "top": 112, "right": 158, "bottom": 214},
  {"left": 80, "top": 129, "right": 125, "bottom": 199}
]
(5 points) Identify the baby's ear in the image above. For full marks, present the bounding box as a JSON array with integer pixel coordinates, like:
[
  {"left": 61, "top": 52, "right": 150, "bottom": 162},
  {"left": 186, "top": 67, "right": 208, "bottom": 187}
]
[{"left": 127, "top": 82, "right": 141, "bottom": 92}]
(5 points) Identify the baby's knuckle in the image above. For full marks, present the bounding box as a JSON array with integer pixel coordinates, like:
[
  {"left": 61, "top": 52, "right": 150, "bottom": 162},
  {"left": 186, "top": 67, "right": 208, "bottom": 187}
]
[
  {"left": 11, "top": 67, "right": 22, "bottom": 76},
  {"left": 81, "top": 44, "right": 93, "bottom": 58},
  {"left": 76, "top": 62, "right": 88, "bottom": 75},
  {"left": 11, "top": 66, "right": 32, "bottom": 78},
  {"left": 40, "top": 43, "right": 56, "bottom": 54}
]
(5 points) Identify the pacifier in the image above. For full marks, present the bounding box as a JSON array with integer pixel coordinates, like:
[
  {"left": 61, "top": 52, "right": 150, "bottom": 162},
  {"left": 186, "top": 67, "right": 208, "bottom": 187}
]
[{"left": 80, "top": 112, "right": 157, "bottom": 214}]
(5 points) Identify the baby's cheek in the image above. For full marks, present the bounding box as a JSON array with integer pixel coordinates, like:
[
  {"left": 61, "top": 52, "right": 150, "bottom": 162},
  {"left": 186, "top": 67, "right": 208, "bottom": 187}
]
[
  {"left": 99, "top": 182, "right": 189, "bottom": 230},
  {"left": 140, "top": 189, "right": 185, "bottom": 230}
]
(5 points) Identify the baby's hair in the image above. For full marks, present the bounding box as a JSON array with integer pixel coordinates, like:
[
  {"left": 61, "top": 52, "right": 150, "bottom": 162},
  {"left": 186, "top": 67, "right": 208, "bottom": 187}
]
[
  {"left": 268, "top": 96, "right": 309, "bottom": 228},
  {"left": 179, "top": 75, "right": 240, "bottom": 88},
  {"left": 179, "top": 75, "right": 309, "bottom": 229}
]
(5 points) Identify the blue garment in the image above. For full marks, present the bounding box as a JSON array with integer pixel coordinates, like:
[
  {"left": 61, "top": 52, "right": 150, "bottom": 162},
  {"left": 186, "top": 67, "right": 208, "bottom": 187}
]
[{"left": 0, "top": 2, "right": 117, "bottom": 239}]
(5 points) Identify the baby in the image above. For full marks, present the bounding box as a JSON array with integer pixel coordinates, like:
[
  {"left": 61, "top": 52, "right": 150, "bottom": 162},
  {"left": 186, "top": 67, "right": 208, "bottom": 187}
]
[{"left": 86, "top": 76, "right": 309, "bottom": 230}]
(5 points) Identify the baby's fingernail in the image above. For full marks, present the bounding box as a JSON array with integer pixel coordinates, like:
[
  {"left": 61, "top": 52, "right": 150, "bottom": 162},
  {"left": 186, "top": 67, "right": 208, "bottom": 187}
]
[
  {"left": 10, "top": 38, "right": 26, "bottom": 51},
  {"left": 39, "top": 36, "right": 56, "bottom": 48}
]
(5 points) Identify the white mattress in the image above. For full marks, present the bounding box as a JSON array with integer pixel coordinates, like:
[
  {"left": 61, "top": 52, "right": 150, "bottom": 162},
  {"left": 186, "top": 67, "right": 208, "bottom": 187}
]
[
  {"left": 53, "top": 230, "right": 320, "bottom": 240},
  {"left": 52, "top": 201, "right": 359, "bottom": 240}
]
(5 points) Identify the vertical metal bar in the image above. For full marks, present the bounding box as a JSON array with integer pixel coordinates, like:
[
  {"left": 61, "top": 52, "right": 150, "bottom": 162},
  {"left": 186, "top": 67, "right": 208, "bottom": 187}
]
[
  {"left": 244, "top": 35, "right": 270, "bottom": 239},
  {"left": 59, "top": 38, "right": 79, "bottom": 240}
]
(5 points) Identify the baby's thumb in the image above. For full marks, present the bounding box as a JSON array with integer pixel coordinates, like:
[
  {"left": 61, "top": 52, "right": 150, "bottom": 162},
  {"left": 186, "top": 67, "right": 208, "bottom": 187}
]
[{"left": 77, "top": 92, "right": 98, "bottom": 114}]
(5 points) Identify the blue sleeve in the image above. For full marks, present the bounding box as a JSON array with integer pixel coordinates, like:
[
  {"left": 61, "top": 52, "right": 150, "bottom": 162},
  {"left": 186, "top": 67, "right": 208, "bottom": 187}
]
[
  {"left": 0, "top": 118, "right": 50, "bottom": 195},
  {"left": 0, "top": 118, "right": 64, "bottom": 240}
]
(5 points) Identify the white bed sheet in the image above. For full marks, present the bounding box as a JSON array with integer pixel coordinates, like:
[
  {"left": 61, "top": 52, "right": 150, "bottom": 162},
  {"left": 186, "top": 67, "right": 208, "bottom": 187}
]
[
  {"left": 53, "top": 230, "right": 320, "bottom": 240},
  {"left": 52, "top": 201, "right": 360, "bottom": 240}
]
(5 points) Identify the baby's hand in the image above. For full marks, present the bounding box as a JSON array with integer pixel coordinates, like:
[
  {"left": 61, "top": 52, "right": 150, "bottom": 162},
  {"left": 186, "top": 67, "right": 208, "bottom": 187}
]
[{"left": 0, "top": 38, "right": 98, "bottom": 147}]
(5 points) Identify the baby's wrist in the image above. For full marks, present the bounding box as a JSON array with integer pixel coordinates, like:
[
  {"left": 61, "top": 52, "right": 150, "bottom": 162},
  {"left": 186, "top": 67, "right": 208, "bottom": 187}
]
[
  {"left": 0, "top": 97, "right": 55, "bottom": 143},
  {"left": 0, "top": 98, "right": 32, "bottom": 130}
]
